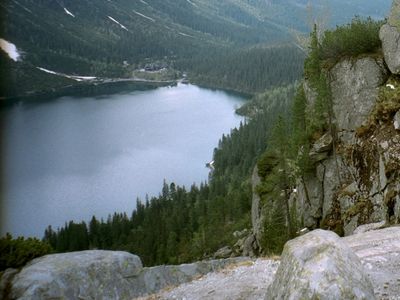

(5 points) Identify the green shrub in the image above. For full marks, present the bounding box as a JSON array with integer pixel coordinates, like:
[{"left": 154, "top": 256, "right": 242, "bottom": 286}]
[
  {"left": 320, "top": 17, "right": 383, "bottom": 62},
  {"left": 257, "top": 150, "right": 278, "bottom": 179},
  {"left": 0, "top": 234, "right": 52, "bottom": 271}
]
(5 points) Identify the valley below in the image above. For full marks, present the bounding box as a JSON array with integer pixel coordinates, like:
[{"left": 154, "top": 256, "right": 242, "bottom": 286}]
[{"left": 1, "top": 1, "right": 400, "bottom": 299}]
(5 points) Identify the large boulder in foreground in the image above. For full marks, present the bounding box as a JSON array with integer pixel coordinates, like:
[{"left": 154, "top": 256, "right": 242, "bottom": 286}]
[
  {"left": 8, "top": 250, "right": 142, "bottom": 300},
  {"left": 266, "top": 230, "right": 375, "bottom": 300}
]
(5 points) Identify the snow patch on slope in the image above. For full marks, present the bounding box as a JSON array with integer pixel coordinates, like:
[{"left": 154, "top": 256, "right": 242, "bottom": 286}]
[
  {"left": 139, "top": 0, "right": 149, "bottom": 5},
  {"left": 132, "top": 10, "right": 155, "bottom": 22},
  {"left": 37, "top": 67, "right": 96, "bottom": 81},
  {"left": 178, "top": 32, "right": 194, "bottom": 38},
  {"left": 37, "top": 67, "right": 57, "bottom": 75},
  {"left": 186, "top": 0, "right": 198, "bottom": 7},
  {"left": 0, "top": 38, "right": 21, "bottom": 61},
  {"left": 107, "top": 16, "right": 129, "bottom": 31},
  {"left": 64, "top": 8, "right": 75, "bottom": 18}
]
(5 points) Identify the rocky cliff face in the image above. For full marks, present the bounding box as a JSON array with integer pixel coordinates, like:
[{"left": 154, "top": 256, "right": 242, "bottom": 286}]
[
  {"left": 295, "top": 54, "right": 399, "bottom": 236},
  {"left": 252, "top": 1, "right": 400, "bottom": 247},
  {"left": 299, "top": 13, "right": 400, "bottom": 235}
]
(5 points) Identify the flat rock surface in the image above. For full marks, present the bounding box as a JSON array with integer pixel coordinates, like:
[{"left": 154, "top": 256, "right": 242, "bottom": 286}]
[
  {"left": 142, "top": 227, "right": 400, "bottom": 300},
  {"left": 140, "top": 259, "right": 279, "bottom": 300},
  {"left": 344, "top": 226, "right": 400, "bottom": 300}
]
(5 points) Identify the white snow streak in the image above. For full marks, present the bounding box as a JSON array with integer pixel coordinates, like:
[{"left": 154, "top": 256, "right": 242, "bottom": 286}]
[
  {"left": 13, "top": 0, "right": 33, "bottom": 13},
  {"left": 179, "top": 32, "right": 194, "bottom": 38},
  {"left": 0, "top": 38, "right": 21, "bottom": 61},
  {"left": 37, "top": 67, "right": 57, "bottom": 75},
  {"left": 64, "top": 8, "right": 75, "bottom": 18},
  {"left": 186, "top": 0, "right": 198, "bottom": 7},
  {"left": 132, "top": 10, "right": 155, "bottom": 22},
  {"left": 107, "top": 16, "right": 129, "bottom": 31},
  {"left": 37, "top": 67, "right": 96, "bottom": 81},
  {"left": 139, "top": 0, "right": 149, "bottom": 5},
  {"left": 69, "top": 75, "right": 97, "bottom": 81}
]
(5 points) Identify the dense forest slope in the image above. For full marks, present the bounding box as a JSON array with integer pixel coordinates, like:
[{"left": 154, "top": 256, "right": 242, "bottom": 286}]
[{"left": 0, "top": 0, "right": 391, "bottom": 99}]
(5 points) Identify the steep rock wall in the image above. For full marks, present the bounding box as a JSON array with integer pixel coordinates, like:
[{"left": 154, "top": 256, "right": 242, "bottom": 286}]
[
  {"left": 293, "top": 13, "right": 400, "bottom": 236},
  {"left": 252, "top": 6, "right": 400, "bottom": 246}
]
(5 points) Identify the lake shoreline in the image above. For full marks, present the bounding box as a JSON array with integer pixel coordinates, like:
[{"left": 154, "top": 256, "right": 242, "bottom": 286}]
[
  {"left": 1, "top": 76, "right": 255, "bottom": 109},
  {"left": 0, "top": 80, "right": 175, "bottom": 108}
]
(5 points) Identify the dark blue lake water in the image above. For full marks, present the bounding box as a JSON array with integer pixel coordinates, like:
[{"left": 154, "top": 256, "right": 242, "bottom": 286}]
[{"left": 0, "top": 84, "right": 245, "bottom": 237}]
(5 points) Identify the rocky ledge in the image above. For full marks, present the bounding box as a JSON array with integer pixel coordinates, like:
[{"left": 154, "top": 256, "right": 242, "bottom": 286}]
[
  {"left": 1, "top": 226, "right": 399, "bottom": 299},
  {"left": 145, "top": 226, "right": 400, "bottom": 299},
  {"left": 0, "top": 251, "right": 248, "bottom": 299}
]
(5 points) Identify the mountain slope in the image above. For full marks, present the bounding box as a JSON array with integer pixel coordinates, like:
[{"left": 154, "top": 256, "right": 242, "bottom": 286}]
[
  {"left": 1, "top": 0, "right": 290, "bottom": 75},
  {"left": 0, "top": 0, "right": 392, "bottom": 99}
]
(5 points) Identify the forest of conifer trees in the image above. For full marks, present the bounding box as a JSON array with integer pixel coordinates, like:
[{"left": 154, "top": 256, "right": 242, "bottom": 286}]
[{"left": 43, "top": 84, "right": 297, "bottom": 266}]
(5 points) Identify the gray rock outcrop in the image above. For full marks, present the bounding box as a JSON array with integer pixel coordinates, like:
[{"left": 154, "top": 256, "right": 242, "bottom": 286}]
[
  {"left": 213, "top": 246, "right": 232, "bottom": 259},
  {"left": 330, "top": 57, "right": 388, "bottom": 143},
  {"left": 1, "top": 250, "right": 249, "bottom": 299},
  {"left": 352, "top": 221, "right": 386, "bottom": 235},
  {"left": 0, "top": 268, "right": 18, "bottom": 300},
  {"left": 134, "top": 257, "right": 248, "bottom": 296},
  {"left": 7, "top": 250, "right": 143, "bottom": 300},
  {"left": 267, "top": 230, "right": 376, "bottom": 300},
  {"left": 345, "top": 226, "right": 400, "bottom": 299},
  {"left": 388, "top": 0, "right": 400, "bottom": 27},
  {"left": 380, "top": 24, "right": 400, "bottom": 75},
  {"left": 380, "top": 0, "right": 400, "bottom": 74},
  {"left": 253, "top": 40, "right": 399, "bottom": 246},
  {"left": 251, "top": 165, "right": 264, "bottom": 252},
  {"left": 249, "top": 0, "right": 400, "bottom": 253},
  {"left": 394, "top": 110, "right": 400, "bottom": 130}
]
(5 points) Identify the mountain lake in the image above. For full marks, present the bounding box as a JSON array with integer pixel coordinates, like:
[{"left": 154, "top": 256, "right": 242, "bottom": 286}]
[{"left": 0, "top": 83, "right": 246, "bottom": 237}]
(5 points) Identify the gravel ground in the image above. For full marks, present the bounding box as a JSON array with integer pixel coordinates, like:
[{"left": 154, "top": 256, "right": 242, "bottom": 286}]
[{"left": 140, "top": 258, "right": 280, "bottom": 300}]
